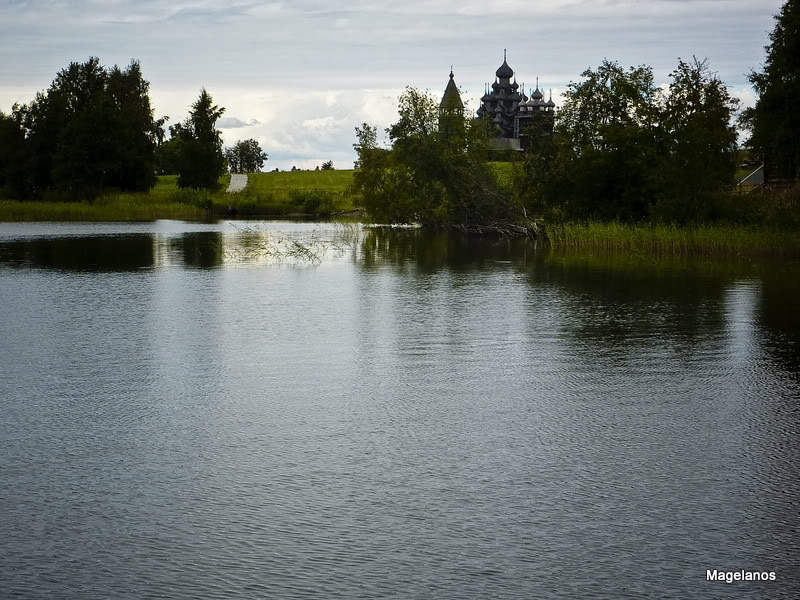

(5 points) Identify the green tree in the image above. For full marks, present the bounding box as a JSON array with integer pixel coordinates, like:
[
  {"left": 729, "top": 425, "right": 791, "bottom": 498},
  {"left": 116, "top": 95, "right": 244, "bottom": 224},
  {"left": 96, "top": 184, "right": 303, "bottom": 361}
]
[
  {"left": 177, "top": 89, "right": 226, "bottom": 189},
  {"left": 528, "top": 60, "right": 660, "bottom": 221},
  {"left": 352, "top": 88, "right": 508, "bottom": 225},
  {"left": 743, "top": 0, "right": 800, "bottom": 181},
  {"left": 654, "top": 57, "right": 739, "bottom": 221},
  {"left": 321, "top": 160, "right": 334, "bottom": 170},
  {"left": 154, "top": 137, "right": 183, "bottom": 174},
  {"left": 102, "top": 61, "right": 158, "bottom": 192},
  {"left": 224, "top": 138, "right": 267, "bottom": 173}
]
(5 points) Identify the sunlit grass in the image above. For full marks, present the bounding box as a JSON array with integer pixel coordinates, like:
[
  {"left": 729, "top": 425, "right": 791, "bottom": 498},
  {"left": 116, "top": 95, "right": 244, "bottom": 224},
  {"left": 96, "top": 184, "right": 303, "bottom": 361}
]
[
  {"left": 0, "top": 194, "right": 204, "bottom": 221},
  {"left": 228, "top": 170, "right": 356, "bottom": 215}
]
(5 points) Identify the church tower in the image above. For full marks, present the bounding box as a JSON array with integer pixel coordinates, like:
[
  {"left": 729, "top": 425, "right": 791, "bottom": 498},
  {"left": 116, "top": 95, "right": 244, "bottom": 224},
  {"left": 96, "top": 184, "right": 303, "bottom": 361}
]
[
  {"left": 476, "top": 50, "right": 523, "bottom": 141},
  {"left": 439, "top": 67, "right": 465, "bottom": 136}
]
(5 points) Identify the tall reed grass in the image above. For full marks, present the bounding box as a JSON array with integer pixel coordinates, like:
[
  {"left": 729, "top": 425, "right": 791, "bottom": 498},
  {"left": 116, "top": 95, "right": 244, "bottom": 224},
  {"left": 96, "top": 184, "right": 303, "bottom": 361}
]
[{"left": 546, "top": 221, "right": 800, "bottom": 257}]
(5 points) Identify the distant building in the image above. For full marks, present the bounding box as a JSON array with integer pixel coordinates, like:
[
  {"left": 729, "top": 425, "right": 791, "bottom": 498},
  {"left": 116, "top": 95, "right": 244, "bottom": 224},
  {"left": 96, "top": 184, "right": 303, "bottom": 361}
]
[
  {"left": 442, "top": 51, "right": 555, "bottom": 151},
  {"left": 439, "top": 67, "right": 465, "bottom": 116}
]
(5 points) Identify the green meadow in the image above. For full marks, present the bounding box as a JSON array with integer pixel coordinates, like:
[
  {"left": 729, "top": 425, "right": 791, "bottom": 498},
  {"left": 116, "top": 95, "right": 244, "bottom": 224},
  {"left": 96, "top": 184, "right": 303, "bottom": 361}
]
[{"left": 219, "top": 169, "right": 356, "bottom": 217}]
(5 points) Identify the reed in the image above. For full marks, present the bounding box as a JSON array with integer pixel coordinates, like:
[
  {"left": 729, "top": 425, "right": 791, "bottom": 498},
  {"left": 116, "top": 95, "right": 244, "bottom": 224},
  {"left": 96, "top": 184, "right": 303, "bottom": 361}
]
[{"left": 546, "top": 221, "right": 800, "bottom": 257}]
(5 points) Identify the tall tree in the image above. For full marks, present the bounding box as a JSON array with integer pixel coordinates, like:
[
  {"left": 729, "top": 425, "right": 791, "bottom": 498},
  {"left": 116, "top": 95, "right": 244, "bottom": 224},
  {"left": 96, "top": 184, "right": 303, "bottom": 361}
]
[
  {"left": 744, "top": 0, "right": 800, "bottom": 181},
  {"left": 656, "top": 57, "right": 739, "bottom": 220},
  {"left": 177, "top": 89, "right": 226, "bottom": 189}
]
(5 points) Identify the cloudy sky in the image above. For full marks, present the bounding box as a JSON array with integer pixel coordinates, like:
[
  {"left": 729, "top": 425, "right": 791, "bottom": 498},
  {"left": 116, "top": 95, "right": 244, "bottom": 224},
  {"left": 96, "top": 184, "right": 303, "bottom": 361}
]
[{"left": 0, "top": 0, "right": 784, "bottom": 170}]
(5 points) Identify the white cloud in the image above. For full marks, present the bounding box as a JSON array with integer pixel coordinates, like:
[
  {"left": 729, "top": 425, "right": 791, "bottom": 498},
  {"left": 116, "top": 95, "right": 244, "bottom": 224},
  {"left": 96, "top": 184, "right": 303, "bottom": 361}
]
[{"left": 217, "top": 117, "right": 261, "bottom": 129}]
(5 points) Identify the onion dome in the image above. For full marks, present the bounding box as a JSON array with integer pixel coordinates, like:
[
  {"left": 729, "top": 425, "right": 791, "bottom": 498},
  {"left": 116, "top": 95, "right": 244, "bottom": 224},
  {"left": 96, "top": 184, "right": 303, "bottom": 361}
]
[
  {"left": 491, "top": 79, "right": 499, "bottom": 91},
  {"left": 531, "top": 87, "right": 543, "bottom": 101},
  {"left": 439, "top": 68, "right": 464, "bottom": 110},
  {"left": 495, "top": 50, "right": 514, "bottom": 79},
  {"left": 546, "top": 89, "right": 556, "bottom": 108},
  {"left": 511, "top": 77, "right": 519, "bottom": 91},
  {"left": 496, "top": 60, "right": 514, "bottom": 79}
]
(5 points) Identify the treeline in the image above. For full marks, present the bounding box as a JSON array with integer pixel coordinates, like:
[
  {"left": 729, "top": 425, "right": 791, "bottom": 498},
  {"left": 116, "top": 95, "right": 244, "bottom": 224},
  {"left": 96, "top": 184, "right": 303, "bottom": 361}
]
[
  {"left": 518, "top": 57, "right": 739, "bottom": 223},
  {"left": 352, "top": 0, "right": 799, "bottom": 229},
  {"left": 0, "top": 58, "right": 157, "bottom": 200},
  {"left": 351, "top": 57, "right": 740, "bottom": 228},
  {"left": 0, "top": 57, "right": 268, "bottom": 201}
]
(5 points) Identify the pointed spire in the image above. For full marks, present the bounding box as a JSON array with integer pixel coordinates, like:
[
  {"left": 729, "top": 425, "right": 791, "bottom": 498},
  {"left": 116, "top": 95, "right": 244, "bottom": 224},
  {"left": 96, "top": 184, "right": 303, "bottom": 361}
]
[
  {"left": 450, "top": 65, "right": 453, "bottom": 78},
  {"left": 504, "top": 48, "right": 507, "bottom": 61}
]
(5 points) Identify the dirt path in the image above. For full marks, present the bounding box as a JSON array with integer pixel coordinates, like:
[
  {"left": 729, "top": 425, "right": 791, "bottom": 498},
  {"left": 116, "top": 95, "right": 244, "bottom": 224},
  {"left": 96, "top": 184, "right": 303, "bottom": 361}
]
[{"left": 227, "top": 174, "right": 247, "bottom": 192}]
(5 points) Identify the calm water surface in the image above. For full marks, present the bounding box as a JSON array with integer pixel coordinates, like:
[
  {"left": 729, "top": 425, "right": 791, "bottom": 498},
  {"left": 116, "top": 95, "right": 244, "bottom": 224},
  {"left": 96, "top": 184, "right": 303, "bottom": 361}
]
[{"left": 1, "top": 221, "right": 799, "bottom": 599}]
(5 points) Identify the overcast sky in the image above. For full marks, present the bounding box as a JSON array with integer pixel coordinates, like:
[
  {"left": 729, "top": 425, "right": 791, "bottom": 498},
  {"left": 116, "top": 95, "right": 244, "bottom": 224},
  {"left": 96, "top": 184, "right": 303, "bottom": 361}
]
[{"left": 0, "top": 0, "right": 784, "bottom": 170}]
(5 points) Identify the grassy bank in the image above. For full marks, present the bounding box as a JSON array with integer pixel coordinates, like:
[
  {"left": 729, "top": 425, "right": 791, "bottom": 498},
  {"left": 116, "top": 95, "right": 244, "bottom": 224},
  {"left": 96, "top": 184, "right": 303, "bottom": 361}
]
[
  {"left": 547, "top": 221, "right": 800, "bottom": 257},
  {"left": 0, "top": 164, "right": 519, "bottom": 221},
  {"left": 0, "top": 194, "right": 205, "bottom": 221}
]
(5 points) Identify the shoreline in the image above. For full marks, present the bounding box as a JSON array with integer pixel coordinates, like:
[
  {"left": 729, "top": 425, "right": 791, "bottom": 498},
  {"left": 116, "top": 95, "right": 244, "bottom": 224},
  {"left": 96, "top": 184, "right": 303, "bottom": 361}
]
[{"left": 2, "top": 199, "right": 800, "bottom": 258}]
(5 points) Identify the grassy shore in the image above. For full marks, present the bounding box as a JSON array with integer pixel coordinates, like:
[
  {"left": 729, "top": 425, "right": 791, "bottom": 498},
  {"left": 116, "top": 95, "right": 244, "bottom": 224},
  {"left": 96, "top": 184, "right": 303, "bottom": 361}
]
[
  {"left": 0, "top": 167, "right": 520, "bottom": 221},
  {"left": 0, "top": 194, "right": 205, "bottom": 221},
  {"left": 547, "top": 221, "right": 800, "bottom": 257},
  {"left": 0, "top": 170, "right": 359, "bottom": 221},
  {"left": 4, "top": 170, "right": 800, "bottom": 259}
]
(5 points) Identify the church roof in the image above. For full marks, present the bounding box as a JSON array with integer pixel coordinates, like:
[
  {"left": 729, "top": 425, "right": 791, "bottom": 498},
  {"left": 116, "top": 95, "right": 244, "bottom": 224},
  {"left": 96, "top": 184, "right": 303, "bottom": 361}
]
[{"left": 439, "top": 69, "right": 464, "bottom": 110}]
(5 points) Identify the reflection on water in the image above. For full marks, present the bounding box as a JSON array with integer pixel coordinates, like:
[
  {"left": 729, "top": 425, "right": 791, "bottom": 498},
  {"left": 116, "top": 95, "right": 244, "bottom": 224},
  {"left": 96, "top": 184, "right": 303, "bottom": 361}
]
[{"left": 0, "top": 221, "right": 799, "bottom": 599}]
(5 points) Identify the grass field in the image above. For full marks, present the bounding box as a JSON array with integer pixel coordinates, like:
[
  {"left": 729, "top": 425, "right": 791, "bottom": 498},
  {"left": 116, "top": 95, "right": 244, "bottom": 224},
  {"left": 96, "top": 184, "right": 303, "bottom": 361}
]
[
  {"left": 247, "top": 170, "right": 354, "bottom": 198},
  {"left": 218, "top": 169, "right": 357, "bottom": 217}
]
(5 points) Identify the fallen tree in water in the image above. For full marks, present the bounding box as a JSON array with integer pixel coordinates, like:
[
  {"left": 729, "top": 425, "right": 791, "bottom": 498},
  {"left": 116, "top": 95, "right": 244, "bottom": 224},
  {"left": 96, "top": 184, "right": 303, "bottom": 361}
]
[{"left": 442, "top": 218, "right": 545, "bottom": 239}]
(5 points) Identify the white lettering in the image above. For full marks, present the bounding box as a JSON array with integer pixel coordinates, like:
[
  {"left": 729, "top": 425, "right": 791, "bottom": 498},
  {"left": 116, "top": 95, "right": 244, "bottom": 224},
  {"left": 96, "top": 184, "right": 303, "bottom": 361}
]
[{"left": 707, "top": 569, "right": 777, "bottom": 583}]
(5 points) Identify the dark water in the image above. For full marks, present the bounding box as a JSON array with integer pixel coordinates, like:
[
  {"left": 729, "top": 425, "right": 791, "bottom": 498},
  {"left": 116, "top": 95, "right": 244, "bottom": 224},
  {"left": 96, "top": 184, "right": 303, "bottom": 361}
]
[{"left": 1, "top": 221, "right": 799, "bottom": 599}]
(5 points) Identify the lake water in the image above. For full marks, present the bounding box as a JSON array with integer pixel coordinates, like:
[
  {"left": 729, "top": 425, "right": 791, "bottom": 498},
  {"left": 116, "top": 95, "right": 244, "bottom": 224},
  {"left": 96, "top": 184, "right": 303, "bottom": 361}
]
[{"left": 1, "top": 220, "right": 799, "bottom": 599}]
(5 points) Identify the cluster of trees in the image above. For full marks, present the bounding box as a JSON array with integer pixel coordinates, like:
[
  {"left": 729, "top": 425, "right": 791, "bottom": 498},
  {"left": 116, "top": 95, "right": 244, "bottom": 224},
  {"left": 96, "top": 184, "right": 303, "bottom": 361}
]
[
  {"left": 352, "top": 57, "right": 740, "bottom": 226},
  {"left": 352, "top": 88, "right": 513, "bottom": 226},
  {"left": 0, "top": 58, "right": 158, "bottom": 199},
  {"left": 0, "top": 57, "right": 269, "bottom": 200},
  {"left": 225, "top": 139, "right": 268, "bottom": 174},
  {"left": 518, "top": 57, "right": 739, "bottom": 222}
]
